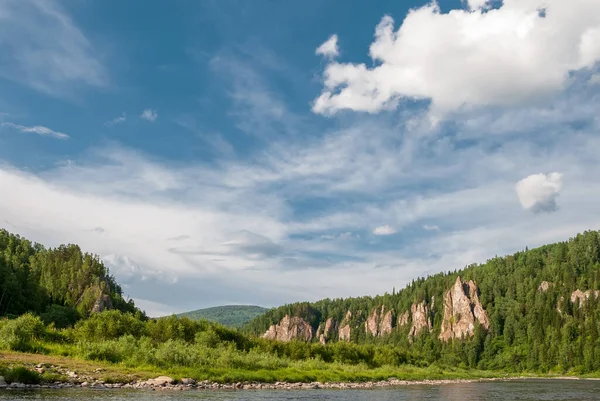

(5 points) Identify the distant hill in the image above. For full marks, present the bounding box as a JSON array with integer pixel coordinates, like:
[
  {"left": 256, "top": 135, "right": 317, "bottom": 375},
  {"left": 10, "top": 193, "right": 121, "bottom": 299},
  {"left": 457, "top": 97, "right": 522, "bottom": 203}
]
[{"left": 178, "top": 305, "right": 268, "bottom": 328}]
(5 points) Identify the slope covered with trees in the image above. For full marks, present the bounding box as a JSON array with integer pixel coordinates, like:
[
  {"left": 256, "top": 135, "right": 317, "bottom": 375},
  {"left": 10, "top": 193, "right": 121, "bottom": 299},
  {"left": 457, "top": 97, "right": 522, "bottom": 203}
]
[
  {"left": 0, "top": 229, "right": 142, "bottom": 327},
  {"left": 245, "top": 230, "right": 600, "bottom": 373},
  {"left": 177, "top": 305, "right": 268, "bottom": 328}
]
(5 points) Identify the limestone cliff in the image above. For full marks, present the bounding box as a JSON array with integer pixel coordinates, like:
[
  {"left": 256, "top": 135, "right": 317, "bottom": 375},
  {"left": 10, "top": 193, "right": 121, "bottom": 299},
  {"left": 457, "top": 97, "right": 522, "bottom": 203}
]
[
  {"left": 397, "top": 311, "right": 409, "bottom": 327},
  {"left": 439, "top": 277, "right": 490, "bottom": 341},
  {"left": 262, "top": 315, "right": 313, "bottom": 342},
  {"left": 338, "top": 311, "right": 352, "bottom": 341},
  {"left": 317, "top": 317, "right": 336, "bottom": 344},
  {"left": 409, "top": 301, "right": 431, "bottom": 338},
  {"left": 538, "top": 281, "right": 551, "bottom": 292},
  {"left": 365, "top": 306, "right": 394, "bottom": 337}
]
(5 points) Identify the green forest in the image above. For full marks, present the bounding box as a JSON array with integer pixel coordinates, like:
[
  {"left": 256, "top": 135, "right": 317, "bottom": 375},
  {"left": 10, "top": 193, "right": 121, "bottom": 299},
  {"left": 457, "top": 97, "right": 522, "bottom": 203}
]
[
  {"left": 177, "top": 305, "right": 268, "bottom": 328},
  {"left": 2, "top": 227, "right": 600, "bottom": 384}
]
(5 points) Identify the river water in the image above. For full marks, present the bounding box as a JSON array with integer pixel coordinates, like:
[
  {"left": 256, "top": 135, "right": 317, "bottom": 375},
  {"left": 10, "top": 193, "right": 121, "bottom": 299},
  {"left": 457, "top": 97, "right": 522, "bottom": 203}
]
[{"left": 0, "top": 380, "right": 599, "bottom": 401}]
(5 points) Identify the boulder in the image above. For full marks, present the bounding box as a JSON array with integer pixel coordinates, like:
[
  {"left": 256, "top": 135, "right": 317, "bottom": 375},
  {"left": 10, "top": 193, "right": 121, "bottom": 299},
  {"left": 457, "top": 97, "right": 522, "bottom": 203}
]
[{"left": 146, "top": 376, "right": 175, "bottom": 386}]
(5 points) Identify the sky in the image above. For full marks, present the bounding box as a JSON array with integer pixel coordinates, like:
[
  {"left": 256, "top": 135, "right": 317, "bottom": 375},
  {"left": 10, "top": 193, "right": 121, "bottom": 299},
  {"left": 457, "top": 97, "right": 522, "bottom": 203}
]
[{"left": 1, "top": 0, "right": 600, "bottom": 317}]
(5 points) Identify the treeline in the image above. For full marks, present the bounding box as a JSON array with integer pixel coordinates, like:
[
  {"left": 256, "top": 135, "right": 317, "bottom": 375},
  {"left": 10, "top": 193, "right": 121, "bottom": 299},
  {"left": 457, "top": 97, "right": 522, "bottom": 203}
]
[
  {"left": 0, "top": 229, "right": 142, "bottom": 327},
  {"left": 245, "top": 230, "right": 600, "bottom": 373}
]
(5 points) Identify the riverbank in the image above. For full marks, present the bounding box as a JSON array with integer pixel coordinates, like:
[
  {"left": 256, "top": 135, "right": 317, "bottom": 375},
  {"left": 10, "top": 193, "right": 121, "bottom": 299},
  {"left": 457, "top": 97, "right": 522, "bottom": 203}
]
[
  {"left": 1, "top": 376, "right": 599, "bottom": 391},
  {"left": 1, "top": 351, "right": 597, "bottom": 391}
]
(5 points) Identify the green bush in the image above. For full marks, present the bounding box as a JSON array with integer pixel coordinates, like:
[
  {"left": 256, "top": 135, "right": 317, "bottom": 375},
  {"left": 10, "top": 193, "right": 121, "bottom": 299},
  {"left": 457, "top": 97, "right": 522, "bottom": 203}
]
[
  {"left": 41, "top": 305, "right": 80, "bottom": 329},
  {"left": 4, "top": 367, "right": 42, "bottom": 384},
  {"left": 74, "top": 310, "right": 146, "bottom": 341},
  {"left": 0, "top": 314, "right": 45, "bottom": 352}
]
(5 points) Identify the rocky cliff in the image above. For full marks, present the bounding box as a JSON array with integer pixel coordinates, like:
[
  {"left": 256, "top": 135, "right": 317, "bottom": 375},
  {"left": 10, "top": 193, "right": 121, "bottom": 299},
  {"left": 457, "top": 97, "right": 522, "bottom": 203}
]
[
  {"left": 409, "top": 301, "right": 431, "bottom": 338},
  {"left": 365, "top": 306, "right": 394, "bottom": 337},
  {"left": 263, "top": 315, "right": 313, "bottom": 342},
  {"left": 316, "top": 317, "right": 336, "bottom": 344},
  {"left": 338, "top": 311, "right": 352, "bottom": 341},
  {"left": 397, "top": 310, "right": 409, "bottom": 327},
  {"left": 439, "top": 277, "right": 490, "bottom": 341}
]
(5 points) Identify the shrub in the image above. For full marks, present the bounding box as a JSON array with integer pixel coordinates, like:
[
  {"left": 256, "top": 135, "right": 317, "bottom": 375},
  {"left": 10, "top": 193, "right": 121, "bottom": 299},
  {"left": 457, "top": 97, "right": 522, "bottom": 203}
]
[
  {"left": 4, "top": 367, "right": 42, "bottom": 384},
  {"left": 74, "top": 310, "right": 146, "bottom": 341},
  {"left": 0, "top": 314, "right": 45, "bottom": 352},
  {"left": 41, "top": 305, "right": 80, "bottom": 329}
]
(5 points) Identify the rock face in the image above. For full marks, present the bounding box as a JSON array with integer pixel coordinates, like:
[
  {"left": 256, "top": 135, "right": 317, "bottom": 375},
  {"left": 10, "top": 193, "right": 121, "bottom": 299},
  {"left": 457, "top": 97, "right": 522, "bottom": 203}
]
[
  {"left": 379, "top": 307, "right": 394, "bottom": 336},
  {"left": 439, "top": 277, "right": 490, "bottom": 341},
  {"left": 570, "top": 289, "right": 599, "bottom": 306},
  {"left": 338, "top": 311, "right": 352, "bottom": 341},
  {"left": 365, "top": 306, "right": 394, "bottom": 337},
  {"left": 538, "top": 281, "right": 551, "bottom": 292},
  {"left": 409, "top": 301, "right": 431, "bottom": 338},
  {"left": 317, "top": 317, "right": 336, "bottom": 344},
  {"left": 397, "top": 311, "right": 409, "bottom": 327},
  {"left": 92, "top": 292, "right": 113, "bottom": 313},
  {"left": 263, "top": 315, "right": 313, "bottom": 342}
]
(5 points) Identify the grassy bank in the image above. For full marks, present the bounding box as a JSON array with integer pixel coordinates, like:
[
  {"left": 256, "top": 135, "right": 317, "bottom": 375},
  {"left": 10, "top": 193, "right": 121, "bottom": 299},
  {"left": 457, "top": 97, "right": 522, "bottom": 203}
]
[{"left": 0, "top": 350, "right": 520, "bottom": 384}]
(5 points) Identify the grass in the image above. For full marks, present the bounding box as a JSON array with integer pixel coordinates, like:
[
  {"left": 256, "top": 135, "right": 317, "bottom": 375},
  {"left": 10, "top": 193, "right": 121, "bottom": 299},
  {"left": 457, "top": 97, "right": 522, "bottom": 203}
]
[{"left": 0, "top": 349, "right": 530, "bottom": 384}]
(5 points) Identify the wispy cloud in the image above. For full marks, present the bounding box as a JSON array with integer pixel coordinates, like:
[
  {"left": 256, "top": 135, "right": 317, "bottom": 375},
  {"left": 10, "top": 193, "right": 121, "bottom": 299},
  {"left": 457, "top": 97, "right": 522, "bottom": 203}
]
[
  {"left": 105, "top": 113, "right": 127, "bottom": 126},
  {"left": 1, "top": 122, "right": 69, "bottom": 139},
  {"left": 141, "top": 109, "right": 158, "bottom": 122},
  {"left": 0, "top": 1, "right": 107, "bottom": 96}
]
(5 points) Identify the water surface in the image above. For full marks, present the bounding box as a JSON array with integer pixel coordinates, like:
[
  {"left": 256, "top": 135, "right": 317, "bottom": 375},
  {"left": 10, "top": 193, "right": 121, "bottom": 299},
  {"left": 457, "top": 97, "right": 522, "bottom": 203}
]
[{"left": 1, "top": 380, "right": 599, "bottom": 401}]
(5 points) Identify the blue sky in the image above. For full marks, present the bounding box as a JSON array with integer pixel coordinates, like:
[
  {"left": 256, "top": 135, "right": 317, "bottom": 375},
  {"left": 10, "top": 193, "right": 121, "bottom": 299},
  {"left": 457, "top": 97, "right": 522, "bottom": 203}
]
[{"left": 1, "top": 0, "right": 600, "bottom": 316}]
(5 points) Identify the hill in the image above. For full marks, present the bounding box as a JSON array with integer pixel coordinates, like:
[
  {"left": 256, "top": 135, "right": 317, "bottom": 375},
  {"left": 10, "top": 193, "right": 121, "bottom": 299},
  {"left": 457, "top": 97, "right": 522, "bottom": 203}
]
[
  {"left": 245, "top": 230, "right": 600, "bottom": 372},
  {"left": 0, "top": 229, "right": 143, "bottom": 327},
  {"left": 178, "top": 305, "right": 268, "bottom": 328}
]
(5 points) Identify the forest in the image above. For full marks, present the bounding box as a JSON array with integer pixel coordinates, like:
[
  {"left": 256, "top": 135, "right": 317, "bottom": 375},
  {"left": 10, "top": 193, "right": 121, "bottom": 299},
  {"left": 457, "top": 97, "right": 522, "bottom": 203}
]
[{"left": 1, "top": 228, "right": 600, "bottom": 383}]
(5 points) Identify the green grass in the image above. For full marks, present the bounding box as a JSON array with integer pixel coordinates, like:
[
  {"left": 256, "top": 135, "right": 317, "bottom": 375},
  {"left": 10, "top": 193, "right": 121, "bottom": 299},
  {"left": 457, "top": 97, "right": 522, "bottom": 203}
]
[{"left": 176, "top": 305, "right": 268, "bottom": 328}]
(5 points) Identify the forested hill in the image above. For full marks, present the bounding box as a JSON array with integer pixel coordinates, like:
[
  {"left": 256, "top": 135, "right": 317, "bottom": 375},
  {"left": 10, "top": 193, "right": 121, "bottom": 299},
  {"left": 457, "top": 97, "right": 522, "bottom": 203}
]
[
  {"left": 245, "top": 230, "right": 600, "bottom": 372},
  {"left": 0, "top": 229, "right": 143, "bottom": 327},
  {"left": 177, "top": 305, "right": 268, "bottom": 328}
]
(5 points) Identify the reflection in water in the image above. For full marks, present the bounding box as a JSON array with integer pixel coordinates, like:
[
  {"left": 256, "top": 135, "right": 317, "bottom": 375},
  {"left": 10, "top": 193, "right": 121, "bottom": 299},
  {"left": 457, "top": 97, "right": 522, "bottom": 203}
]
[{"left": 0, "top": 380, "right": 599, "bottom": 401}]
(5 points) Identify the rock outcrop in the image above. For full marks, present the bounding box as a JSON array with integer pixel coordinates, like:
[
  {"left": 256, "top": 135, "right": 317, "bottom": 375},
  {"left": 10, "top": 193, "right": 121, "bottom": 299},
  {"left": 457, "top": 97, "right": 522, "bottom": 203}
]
[
  {"left": 338, "top": 311, "right": 352, "bottom": 342},
  {"left": 92, "top": 292, "right": 113, "bottom": 313},
  {"left": 570, "top": 289, "right": 599, "bottom": 306},
  {"left": 439, "top": 277, "right": 490, "bottom": 341},
  {"left": 397, "top": 311, "right": 409, "bottom": 327},
  {"left": 379, "top": 307, "right": 394, "bottom": 336},
  {"left": 365, "top": 306, "right": 394, "bottom": 337},
  {"left": 317, "top": 317, "right": 336, "bottom": 344},
  {"left": 538, "top": 281, "right": 551, "bottom": 292},
  {"left": 263, "top": 315, "right": 313, "bottom": 342},
  {"left": 409, "top": 301, "right": 431, "bottom": 338}
]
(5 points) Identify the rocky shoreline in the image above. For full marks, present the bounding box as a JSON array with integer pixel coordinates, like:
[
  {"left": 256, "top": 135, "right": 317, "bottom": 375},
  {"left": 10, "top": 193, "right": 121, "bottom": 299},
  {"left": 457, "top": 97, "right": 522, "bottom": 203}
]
[{"left": 0, "top": 374, "right": 592, "bottom": 391}]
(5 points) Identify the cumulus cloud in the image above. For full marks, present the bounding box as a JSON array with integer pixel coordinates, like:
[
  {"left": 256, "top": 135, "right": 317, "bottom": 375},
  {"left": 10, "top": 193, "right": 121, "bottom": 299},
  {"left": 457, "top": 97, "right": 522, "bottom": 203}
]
[
  {"left": 1, "top": 122, "right": 69, "bottom": 139},
  {"left": 516, "top": 173, "right": 564, "bottom": 213},
  {"left": 313, "top": 0, "right": 600, "bottom": 118},
  {"left": 315, "top": 34, "right": 339, "bottom": 58},
  {"left": 372, "top": 225, "right": 397, "bottom": 236},
  {"left": 141, "top": 109, "right": 158, "bottom": 122},
  {"left": 105, "top": 113, "right": 126, "bottom": 126}
]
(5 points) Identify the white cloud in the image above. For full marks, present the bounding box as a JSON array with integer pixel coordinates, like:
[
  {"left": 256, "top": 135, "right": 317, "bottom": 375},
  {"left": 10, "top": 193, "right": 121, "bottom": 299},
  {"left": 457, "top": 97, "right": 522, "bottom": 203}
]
[
  {"left": 140, "top": 109, "right": 158, "bottom": 122},
  {"left": 1, "top": 122, "right": 69, "bottom": 139},
  {"left": 0, "top": 1, "right": 107, "bottom": 96},
  {"left": 105, "top": 113, "right": 126, "bottom": 126},
  {"left": 516, "top": 172, "right": 564, "bottom": 213},
  {"left": 466, "top": 0, "right": 489, "bottom": 10},
  {"left": 313, "top": 1, "right": 600, "bottom": 117},
  {"left": 372, "top": 225, "right": 397, "bottom": 236},
  {"left": 423, "top": 224, "right": 440, "bottom": 232},
  {"left": 590, "top": 73, "right": 600, "bottom": 85},
  {"left": 315, "top": 34, "right": 339, "bottom": 58}
]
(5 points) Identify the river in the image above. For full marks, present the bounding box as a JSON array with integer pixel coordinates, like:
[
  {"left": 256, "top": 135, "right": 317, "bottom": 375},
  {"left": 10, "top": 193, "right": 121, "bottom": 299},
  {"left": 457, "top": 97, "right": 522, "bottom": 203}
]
[{"left": 0, "top": 380, "right": 599, "bottom": 400}]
